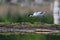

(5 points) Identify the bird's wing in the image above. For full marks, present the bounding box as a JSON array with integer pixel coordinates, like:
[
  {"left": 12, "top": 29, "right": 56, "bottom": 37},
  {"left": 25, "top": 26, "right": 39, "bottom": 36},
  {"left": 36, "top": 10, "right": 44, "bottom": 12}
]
[{"left": 33, "top": 12, "right": 38, "bottom": 16}]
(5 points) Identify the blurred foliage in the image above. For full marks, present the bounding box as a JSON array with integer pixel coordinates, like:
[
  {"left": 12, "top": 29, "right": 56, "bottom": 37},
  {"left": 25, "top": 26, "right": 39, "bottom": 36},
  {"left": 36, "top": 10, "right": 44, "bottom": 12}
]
[
  {"left": 0, "top": 33, "right": 46, "bottom": 40},
  {"left": 43, "top": 15, "right": 53, "bottom": 24},
  {"left": 0, "top": 33, "right": 60, "bottom": 40},
  {"left": 0, "top": 10, "right": 53, "bottom": 24},
  {"left": 46, "top": 34, "right": 60, "bottom": 40}
]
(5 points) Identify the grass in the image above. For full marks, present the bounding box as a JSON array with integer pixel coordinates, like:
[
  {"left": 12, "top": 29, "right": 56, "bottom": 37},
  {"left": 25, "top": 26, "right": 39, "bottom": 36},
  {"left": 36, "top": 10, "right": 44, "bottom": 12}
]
[
  {"left": 20, "top": 34, "right": 46, "bottom": 40},
  {"left": 0, "top": 33, "right": 46, "bottom": 40},
  {"left": 0, "top": 33, "right": 60, "bottom": 40}
]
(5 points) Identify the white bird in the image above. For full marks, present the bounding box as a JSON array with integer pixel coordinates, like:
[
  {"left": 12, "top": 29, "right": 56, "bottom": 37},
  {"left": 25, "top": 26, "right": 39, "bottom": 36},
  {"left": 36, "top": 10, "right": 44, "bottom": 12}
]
[{"left": 29, "top": 11, "right": 46, "bottom": 17}]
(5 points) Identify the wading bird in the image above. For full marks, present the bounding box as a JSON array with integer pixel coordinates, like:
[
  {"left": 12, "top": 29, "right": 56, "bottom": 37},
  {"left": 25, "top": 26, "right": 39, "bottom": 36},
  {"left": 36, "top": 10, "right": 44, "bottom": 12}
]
[
  {"left": 29, "top": 11, "right": 46, "bottom": 17},
  {"left": 28, "top": 11, "right": 46, "bottom": 23}
]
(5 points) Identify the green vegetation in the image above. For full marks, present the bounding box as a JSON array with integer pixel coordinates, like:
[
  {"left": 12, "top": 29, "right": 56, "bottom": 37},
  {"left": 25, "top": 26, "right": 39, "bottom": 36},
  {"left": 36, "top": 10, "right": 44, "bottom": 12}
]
[
  {"left": 0, "top": 11, "right": 53, "bottom": 24},
  {"left": 43, "top": 15, "right": 53, "bottom": 24},
  {"left": 46, "top": 34, "right": 60, "bottom": 40},
  {"left": 0, "top": 33, "right": 60, "bottom": 40},
  {"left": 20, "top": 34, "right": 46, "bottom": 40}
]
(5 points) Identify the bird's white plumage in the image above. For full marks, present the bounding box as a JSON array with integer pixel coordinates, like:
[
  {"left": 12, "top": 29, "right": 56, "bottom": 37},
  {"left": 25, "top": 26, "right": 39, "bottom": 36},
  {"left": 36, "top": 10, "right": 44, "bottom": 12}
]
[{"left": 29, "top": 11, "right": 46, "bottom": 17}]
